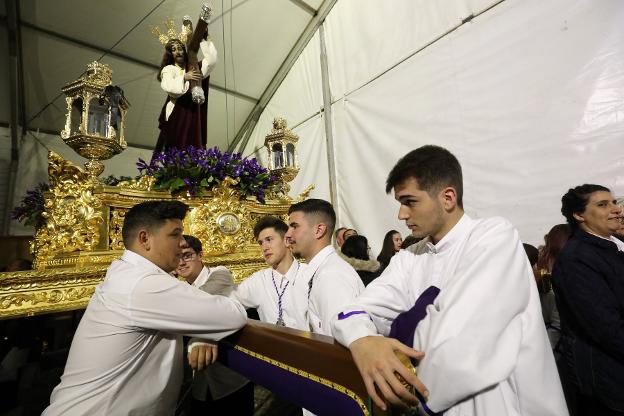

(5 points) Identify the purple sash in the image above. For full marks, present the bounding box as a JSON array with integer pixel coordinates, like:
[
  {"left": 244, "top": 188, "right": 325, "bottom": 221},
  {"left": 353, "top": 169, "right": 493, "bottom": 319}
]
[{"left": 389, "top": 285, "right": 442, "bottom": 416}]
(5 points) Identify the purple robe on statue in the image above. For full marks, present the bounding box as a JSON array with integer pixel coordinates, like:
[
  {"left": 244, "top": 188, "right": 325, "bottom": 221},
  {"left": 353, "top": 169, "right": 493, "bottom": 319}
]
[{"left": 154, "top": 74, "right": 209, "bottom": 155}]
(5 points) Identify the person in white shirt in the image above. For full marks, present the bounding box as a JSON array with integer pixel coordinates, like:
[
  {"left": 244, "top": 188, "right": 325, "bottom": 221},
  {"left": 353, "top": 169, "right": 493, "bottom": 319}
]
[
  {"left": 331, "top": 145, "right": 568, "bottom": 416},
  {"left": 285, "top": 199, "right": 364, "bottom": 336},
  {"left": 177, "top": 235, "right": 253, "bottom": 415},
  {"left": 43, "top": 201, "right": 247, "bottom": 416},
  {"left": 230, "top": 216, "right": 310, "bottom": 330}
]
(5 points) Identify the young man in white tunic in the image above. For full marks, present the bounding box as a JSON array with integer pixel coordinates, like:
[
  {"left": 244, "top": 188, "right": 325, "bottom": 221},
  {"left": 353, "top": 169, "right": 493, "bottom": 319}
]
[
  {"left": 285, "top": 199, "right": 364, "bottom": 336},
  {"left": 43, "top": 201, "right": 247, "bottom": 416},
  {"left": 331, "top": 145, "right": 568, "bottom": 416},
  {"left": 230, "top": 216, "right": 310, "bottom": 330}
]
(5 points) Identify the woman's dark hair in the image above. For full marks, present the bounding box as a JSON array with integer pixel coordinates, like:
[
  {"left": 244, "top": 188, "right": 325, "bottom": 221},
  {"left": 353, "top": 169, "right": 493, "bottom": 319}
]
[
  {"left": 561, "top": 184, "right": 610, "bottom": 230},
  {"left": 537, "top": 224, "right": 571, "bottom": 274},
  {"left": 157, "top": 39, "right": 187, "bottom": 81},
  {"left": 377, "top": 230, "right": 400, "bottom": 269},
  {"left": 401, "top": 235, "right": 422, "bottom": 249},
  {"left": 341, "top": 235, "right": 370, "bottom": 261}
]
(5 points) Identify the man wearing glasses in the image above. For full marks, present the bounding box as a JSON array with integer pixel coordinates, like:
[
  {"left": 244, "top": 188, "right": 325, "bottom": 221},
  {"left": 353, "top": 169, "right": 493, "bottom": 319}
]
[{"left": 177, "top": 235, "right": 253, "bottom": 415}]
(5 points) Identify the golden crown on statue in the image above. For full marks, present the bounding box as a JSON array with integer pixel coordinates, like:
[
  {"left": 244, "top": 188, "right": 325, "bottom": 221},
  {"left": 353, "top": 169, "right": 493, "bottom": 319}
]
[{"left": 150, "top": 18, "right": 192, "bottom": 45}]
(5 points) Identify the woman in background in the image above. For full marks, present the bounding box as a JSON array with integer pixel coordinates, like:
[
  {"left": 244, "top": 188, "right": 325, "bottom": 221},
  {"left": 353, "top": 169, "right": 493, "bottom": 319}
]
[
  {"left": 341, "top": 235, "right": 381, "bottom": 286},
  {"left": 552, "top": 184, "right": 624, "bottom": 416},
  {"left": 376, "top": 230, "right": 402, "bottom": 272}
]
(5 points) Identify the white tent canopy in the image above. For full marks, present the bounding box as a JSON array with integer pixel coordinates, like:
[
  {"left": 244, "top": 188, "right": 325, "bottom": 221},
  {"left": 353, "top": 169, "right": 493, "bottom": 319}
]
[{"left": 2, "top": 0, "right": 624, "bottom": 253}]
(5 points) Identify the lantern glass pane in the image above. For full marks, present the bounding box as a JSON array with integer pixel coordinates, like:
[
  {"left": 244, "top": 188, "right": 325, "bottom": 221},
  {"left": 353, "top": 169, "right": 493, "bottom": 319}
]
[
  {"left": 87, "top": 98, "right": 109, "bottom": 137},
  {"left": 70, "top": 98, "right": 83, "bottom": 135},
  {"left": 272, "top": 143, "right": 284, "bottom": 168},
  {"left": 286, "top": 143, "right": 295, "bottom": 166}
]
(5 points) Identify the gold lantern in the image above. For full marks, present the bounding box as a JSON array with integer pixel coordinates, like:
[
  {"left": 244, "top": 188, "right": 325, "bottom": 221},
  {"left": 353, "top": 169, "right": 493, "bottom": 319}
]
[
  {"left": 264, "top": 118, "right": 299, "bottom": 196},
  {"left": 60, "top": 61, "right": 129, "bottom": 181}
]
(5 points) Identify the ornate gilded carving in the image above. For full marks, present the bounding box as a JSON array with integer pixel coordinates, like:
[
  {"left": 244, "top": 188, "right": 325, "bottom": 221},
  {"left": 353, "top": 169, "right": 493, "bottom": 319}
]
[
  {"left": 0, "top": 267, "right": 106, "bottom": 319},
  {"left": 109, "top": 209, "right": 125, "bottom": 250},
  {"left": 117, "top": 175, "right": 156, "bottom": 191},
  {"left": 34, "top": 152, "right": 103, "bottom": 266},
  {"left": 187, "top": 177, "right": 251, "bottom": 256}
]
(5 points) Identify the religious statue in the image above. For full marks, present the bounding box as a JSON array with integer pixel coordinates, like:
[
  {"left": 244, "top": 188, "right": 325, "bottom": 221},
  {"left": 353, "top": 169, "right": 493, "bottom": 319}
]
[{"left": 151, "top": 4, "right": 217, "bottom": 157}]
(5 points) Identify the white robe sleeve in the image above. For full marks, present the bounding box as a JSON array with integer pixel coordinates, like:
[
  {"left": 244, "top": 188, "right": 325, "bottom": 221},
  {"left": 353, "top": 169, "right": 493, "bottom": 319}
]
[
  {"left": 416, "top": 218, "right": 531, "bottom": 412},
  {"left": 129, "top": 273, "right": 247, "bottom": 341},
  {"left": 229, "top": 270, "right": 262, "bottom": 309},
  {"left": 160, "top": 65, "right": 188, "bottom": 98},
  {"left": 199, "top": 39, "right": 218, "bottom": 78},
  {"left": 331, "top": 253, "right": 416, "bottom": 346},
  {"left": 311, "top": 267, "right": 364, "bottom": 336}
]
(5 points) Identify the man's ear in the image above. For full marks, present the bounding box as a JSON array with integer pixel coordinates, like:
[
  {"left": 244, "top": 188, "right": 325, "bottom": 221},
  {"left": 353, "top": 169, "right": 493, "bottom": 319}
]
[
  {"left": 138, "top": 229, "right": 151, "bottom": 251},
  {"left": 572, "top": 212, "right": 585, "bottom": 223},
  {"left": 314, "top": 223, "right": 328, "bottom": 240},
  {"left": 439, "top": 187, "right": 458, "bottom": 211}
]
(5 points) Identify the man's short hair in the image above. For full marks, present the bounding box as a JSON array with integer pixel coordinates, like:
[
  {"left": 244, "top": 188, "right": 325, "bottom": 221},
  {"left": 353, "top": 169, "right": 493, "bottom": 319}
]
[
  {"left": 253, "top": 216, "right": 288, "bottom": 239},
  {"left": 385, "top": 145, "right": 463, "bottom": 208},
  {"left": 122, "top": 201, "right": 189, "bottom": 246},
  {"left": 288, "top": 199, "right": 336, "bottom": 234},
  {"left": 183, "top": 235, "right": 203, "bottom": 253}
]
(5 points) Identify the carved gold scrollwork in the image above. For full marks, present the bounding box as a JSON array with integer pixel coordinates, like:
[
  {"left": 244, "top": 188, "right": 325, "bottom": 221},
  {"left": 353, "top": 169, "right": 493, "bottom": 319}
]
[
  {"left": 188, "top": 177, "right": 250, "bottom": 256},
  {"left": 118, "top": 175, "right": 156, "bottom": 191},
  {"left": 34, "top": 152, "right": 103, "bottom": 264},
  {"left": 109, "top": 209, "right": 126, "bottom": 250}
]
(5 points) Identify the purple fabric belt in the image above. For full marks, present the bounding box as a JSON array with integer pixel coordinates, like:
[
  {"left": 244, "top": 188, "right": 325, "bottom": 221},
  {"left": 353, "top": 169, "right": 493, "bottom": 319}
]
[
  {"left": 222, "top": 346, "right": 368, "bottom": 415},
  {"left": 389, "top": 285, "right": 442, "bottom": 416}
]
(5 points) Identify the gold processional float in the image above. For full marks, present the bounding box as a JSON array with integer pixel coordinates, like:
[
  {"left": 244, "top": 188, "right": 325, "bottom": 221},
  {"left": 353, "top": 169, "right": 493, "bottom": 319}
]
[{"left": 0, "top": 62, "right": 412, "bottom": 416}]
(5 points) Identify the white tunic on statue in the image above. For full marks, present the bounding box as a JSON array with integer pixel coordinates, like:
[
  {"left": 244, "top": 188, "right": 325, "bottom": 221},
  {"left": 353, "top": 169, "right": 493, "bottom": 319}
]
[
  {"left": 306, "top": 245, "right": 365, "bottom": 336},
  {"left": 230, "top": 259, "right": 310, "bottom": 330},
  {"left": 332, "top": 215, "right": 568, "bottom": 416},
  {"left": 160, "top": 39, "right": 217, "bottom": 121},
  {"left": 43, "top": 250, "right": 247, "bottom": 416}
]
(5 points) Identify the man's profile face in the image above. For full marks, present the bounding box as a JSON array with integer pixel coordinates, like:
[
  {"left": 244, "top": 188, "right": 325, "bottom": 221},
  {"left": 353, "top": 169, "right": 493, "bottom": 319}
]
[
  {"left": 176, "top": 242, "right": 204, "bottom": 284},
  {"left": 146, "top": 219, "right": 185, "bottom": 273},
  {"left": 286, "top": 211, "right": 316, "bottom": 260},
  {"left": 394, "top": 177, "right": 446, "bottom": 243},
  {"left": 257, "top": 227, "right": 289, "bottom": 268}
]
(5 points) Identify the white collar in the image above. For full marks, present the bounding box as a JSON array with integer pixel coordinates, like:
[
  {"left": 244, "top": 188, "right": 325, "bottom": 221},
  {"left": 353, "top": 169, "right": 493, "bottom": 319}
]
[
  {"left": 306, "top": 245, "right": 335, "bottom": 273},
  {"left": 192, "top": 266, "right": 211, "bottom": 288},
  {"left": 609, "top": 235, "right": 624, "bottom": 252},
  {"left": 122, "top": 249, "right": 170, "bottom": 275},
  {"left": 425, "top": 214, "right": 472, "bottom": 254}
]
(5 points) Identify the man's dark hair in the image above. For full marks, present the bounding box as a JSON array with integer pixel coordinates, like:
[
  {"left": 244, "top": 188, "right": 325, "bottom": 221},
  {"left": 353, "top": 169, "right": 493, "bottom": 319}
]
[
  {"left": 122, "top": 201, "right": 189, "bottom": 246},
  {"left": 183, "top": 235, "right": 203, "bottom": 253},
  {"left": 561, "top": 184, "right": 610, "bottom": 230},
  {"left": 386, "top": 145, "right": 463, "bottom": 208},
  {"left": 288, "top": 199, "right": 336, "bottom": 234},
  {"left": 253, "top": 216, "right": 288, "bottom": 239}
]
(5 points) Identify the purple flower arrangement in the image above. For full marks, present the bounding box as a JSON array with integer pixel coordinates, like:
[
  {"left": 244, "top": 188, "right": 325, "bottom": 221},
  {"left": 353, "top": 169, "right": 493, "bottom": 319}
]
[
  {"left": 11, "top": 182, "right": 50, "bottom": 228},
  {"left": 137, "top": 146, "right": 275, "bottom": 202}
]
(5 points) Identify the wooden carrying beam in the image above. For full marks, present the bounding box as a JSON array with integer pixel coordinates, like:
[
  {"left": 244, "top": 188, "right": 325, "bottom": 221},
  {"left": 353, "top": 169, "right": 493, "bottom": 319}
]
[{"left": 219, "top": 320, "right": 385, "bottom": 416}]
